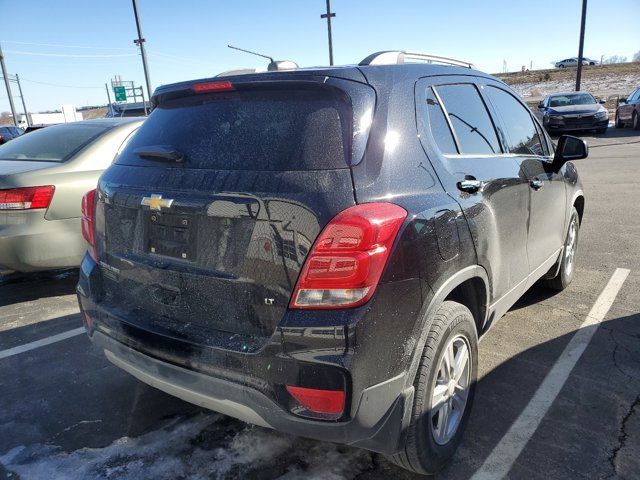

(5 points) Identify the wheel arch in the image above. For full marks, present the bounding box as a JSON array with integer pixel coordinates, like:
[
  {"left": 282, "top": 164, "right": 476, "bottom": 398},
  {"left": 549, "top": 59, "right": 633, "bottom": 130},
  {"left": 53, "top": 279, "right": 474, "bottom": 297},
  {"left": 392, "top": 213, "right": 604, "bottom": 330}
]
[{"left": 404, "top": 265, "right": 489, "bottom": 391}]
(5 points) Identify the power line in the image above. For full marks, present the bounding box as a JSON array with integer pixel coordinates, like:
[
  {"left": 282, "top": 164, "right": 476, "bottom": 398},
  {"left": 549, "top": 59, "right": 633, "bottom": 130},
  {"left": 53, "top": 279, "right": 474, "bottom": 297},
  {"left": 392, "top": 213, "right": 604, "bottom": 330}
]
[
  {"left": 4, "top": 50, "right": 137, "bottom": 58},
  {"left": 0, "top": 40, "right": 133, "bottom": 51},
  {"left": 19, "top": 78, "right": 103, "bottom": 89}
]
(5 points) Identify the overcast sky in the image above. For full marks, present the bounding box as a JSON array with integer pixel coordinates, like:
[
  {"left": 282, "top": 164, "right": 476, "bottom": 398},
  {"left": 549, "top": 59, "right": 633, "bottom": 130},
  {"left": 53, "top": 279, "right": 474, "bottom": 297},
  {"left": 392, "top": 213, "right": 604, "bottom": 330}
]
[{"left": 1, "top": 0, "right": 638, "bottom": 112}]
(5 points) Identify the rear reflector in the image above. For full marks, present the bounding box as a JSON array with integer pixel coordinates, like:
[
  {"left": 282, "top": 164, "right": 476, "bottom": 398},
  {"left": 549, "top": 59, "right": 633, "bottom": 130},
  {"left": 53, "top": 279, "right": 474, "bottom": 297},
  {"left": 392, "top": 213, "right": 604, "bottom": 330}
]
[
  {"left": 81, "top": 189, "right": 97, "bottom": 261},
  {"left": 191, "top": 81, "right": 234, "bottom": 94},
  {"left": 0, "top": 186, "right": 55, "bottom": 210},
  {"left": 286, "top": 386, "right": 345, "bottom": 415},
  {"left": 290, "top": 202, "right": 407, "bottom": 309}
]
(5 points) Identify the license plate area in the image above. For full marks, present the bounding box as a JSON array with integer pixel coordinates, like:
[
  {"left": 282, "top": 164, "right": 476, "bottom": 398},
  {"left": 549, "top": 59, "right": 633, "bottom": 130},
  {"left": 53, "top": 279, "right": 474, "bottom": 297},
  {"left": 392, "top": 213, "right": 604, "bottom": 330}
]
[{"left": 146, "top": 212, "right": 197, "bottom": 261}]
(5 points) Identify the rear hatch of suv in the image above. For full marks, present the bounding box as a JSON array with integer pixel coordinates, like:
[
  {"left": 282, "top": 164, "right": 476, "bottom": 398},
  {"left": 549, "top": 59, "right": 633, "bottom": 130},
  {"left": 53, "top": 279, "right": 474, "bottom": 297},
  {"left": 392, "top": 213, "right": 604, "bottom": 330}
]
[{"left": 94, "top": 73, "right": 375, "bottom": 349}]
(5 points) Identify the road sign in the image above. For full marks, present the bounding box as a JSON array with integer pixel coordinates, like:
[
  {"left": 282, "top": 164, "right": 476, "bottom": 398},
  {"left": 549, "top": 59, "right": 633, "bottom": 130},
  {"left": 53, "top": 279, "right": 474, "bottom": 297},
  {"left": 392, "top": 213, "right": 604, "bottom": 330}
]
[{"left": 113, "top": 86, "right": 126, "bottom": 102}]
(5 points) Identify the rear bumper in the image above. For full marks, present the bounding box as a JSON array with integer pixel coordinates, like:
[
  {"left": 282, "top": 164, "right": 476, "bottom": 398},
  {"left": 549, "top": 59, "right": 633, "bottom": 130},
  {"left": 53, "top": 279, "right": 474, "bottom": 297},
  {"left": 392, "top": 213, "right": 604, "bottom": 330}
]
[
  {"left": 0, "top": 210, "right": 85, "bottom": 272},
  {"left": 76, "top": 253, "right": 416, "bottom": 454}
]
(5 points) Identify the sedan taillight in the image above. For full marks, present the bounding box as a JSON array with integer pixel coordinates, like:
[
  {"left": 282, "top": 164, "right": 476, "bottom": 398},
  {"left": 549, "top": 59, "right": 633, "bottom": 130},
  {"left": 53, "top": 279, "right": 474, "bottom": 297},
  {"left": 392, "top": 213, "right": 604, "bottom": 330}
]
[
  {"left": 0, "top": 186, "right": 55, "bottom": 210},
  {"left": 81, "top": 189, "right": 98, "bottom": 261}
]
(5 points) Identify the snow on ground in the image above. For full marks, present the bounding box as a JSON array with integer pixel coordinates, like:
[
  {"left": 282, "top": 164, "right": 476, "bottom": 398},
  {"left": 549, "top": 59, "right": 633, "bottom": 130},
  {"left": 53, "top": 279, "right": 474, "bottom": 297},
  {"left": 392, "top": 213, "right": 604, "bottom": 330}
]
[
  {"left": 511, "top": 72, "right": 640, "bottom": 98},
  {"left": 0, "top": 414, "right": 373, "bottom": 480}
]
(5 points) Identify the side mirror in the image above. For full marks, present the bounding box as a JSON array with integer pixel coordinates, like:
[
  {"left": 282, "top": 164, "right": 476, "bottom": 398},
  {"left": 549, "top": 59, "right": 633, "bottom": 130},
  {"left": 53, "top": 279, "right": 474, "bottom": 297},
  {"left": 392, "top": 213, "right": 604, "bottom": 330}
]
[
  {"left": 537, "top": 101, "right": 544, "bottom": 109},
  {"left": 553, "top": 135, "right": 588, "bottom": 169},
  {"left": 599, "top": 98, "right": 606, "bottom": 104}
]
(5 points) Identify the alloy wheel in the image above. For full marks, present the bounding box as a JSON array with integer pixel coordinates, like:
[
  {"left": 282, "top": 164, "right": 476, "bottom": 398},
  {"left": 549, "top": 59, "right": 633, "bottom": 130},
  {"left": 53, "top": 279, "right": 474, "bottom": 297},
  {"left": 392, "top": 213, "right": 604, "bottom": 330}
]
[
  {"left": 564, "top": 217, "right": 578, "bottom": 277},
  {"left": 430, "top": 335, "right": 471, "bottom": 445}
]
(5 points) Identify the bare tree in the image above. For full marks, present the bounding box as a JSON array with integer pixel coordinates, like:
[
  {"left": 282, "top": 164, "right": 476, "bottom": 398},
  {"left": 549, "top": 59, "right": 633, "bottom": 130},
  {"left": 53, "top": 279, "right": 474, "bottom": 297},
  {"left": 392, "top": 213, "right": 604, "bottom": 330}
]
[
  {"left": 633, "top": 51, "right": 640, "bottom": 62},
  {"left": 602, "top": 55, "right": 628, "bottom": 64}
]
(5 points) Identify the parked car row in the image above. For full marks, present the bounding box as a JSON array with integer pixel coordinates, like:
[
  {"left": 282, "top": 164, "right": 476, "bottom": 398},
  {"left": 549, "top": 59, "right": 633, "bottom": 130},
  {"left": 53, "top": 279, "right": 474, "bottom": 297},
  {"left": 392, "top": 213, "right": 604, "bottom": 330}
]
[
  {"left": 4, "top": 51, "right": 633, "bottom": 475},
  {"left": 3, "top": 51, "right": 580, "bottom": 475}
]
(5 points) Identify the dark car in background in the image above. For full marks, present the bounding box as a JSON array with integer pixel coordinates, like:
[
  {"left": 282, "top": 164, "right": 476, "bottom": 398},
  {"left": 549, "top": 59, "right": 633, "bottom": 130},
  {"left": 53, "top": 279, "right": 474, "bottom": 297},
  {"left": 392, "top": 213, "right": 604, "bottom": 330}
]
[
  {"left": 77, "top": 51, "right": 587, "bottom": 475},
  {"left": 538, "top": 91, "right": 609, "bottom": 134},
  {"left": 615, "top": 87, "right": 640, "bottom": 130},
  {"left": 0, "top": 126, "right": 24, "bottom": 144}
]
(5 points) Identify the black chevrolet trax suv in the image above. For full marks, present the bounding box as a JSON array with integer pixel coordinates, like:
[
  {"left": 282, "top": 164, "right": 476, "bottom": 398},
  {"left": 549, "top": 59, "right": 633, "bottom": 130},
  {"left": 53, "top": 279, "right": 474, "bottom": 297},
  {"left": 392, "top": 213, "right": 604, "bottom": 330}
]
[{"left": 77, "top": 51, "right": 586, "bottom": 475}]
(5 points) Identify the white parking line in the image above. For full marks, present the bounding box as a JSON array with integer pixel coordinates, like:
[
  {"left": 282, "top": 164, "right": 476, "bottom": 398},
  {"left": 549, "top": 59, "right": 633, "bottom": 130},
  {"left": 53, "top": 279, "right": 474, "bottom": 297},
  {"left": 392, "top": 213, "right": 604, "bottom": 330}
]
[
  {"left": 472, "top": 267, "right": 630, "bottom": 480},
  {"left": 0, "top": 327, "right": 85, "bottom": 360}
]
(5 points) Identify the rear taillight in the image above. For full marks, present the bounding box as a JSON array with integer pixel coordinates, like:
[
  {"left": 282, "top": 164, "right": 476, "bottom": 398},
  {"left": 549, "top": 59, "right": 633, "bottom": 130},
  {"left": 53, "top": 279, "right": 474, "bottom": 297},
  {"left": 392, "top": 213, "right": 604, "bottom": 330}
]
[
  {"left": 191, "top": 81, "right": 234, "bottom": 93},
  {"left": 286, "top": 386, "right": 345, "bottom": 415},
  {"left": 290, "top": 202, "right": 407, "bottom": 309},
  {"left": 81, "top": 189, "right": 97, "bottom": 261},
  {"left": 0, "top": 186, "right": 55, "bottom": 210}
]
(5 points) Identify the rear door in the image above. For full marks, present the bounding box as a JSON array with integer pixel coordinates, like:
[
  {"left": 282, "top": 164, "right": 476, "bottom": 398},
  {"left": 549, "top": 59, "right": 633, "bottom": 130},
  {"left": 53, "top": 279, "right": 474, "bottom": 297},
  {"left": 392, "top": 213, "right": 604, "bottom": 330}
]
[
  {"left": 482, "top": 84, "right": 566, "bottom": 280},
  {"left": 95, "top": 76, "right": 374, "bottom": 344},
  {"left": 416, "top": 77, "right": 531, "bottom": 305}
]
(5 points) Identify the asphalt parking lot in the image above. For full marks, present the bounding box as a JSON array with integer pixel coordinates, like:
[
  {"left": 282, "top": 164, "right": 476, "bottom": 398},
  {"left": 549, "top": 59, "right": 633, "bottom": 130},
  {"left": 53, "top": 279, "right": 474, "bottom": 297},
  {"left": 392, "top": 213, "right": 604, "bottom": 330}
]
[{"left": 1, "top": 129, "right": 639, "bottom": 480}]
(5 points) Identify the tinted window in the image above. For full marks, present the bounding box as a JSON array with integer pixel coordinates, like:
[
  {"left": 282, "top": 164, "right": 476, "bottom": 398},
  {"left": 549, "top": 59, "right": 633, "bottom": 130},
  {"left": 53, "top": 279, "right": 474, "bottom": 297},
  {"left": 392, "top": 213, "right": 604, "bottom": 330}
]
[
  {"left": 425, "top": 87, "right": 457, "bottom": 154},
  {"left": 118, "top": 88, "right": 350, "bottom": 170},
  {"left": 0, "top": 123, "right": 109, "bottom": 162},
  {"left": 486, "top": 86, "right": 544, "bottom": 156},
  {"left": 548, "top": 93, "right": 596, "bottom": 107},
  {"left": 435, "top": 84, "right": 500, "bottom": 155}
]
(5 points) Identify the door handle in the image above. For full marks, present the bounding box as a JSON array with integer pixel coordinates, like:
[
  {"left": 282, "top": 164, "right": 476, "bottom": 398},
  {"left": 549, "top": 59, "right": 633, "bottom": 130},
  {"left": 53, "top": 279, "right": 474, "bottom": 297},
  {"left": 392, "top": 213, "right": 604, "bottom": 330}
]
[
  {"left": 457, "top": 176, "right": 482, "bottom": 193},
  {"left": 530, "top": 179, "right": 544, "bottom": 190}
]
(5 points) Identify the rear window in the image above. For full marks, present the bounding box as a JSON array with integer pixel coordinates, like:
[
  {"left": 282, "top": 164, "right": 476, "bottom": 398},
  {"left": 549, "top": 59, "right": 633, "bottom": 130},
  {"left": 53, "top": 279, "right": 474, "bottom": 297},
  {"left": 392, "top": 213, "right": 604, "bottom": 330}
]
[
  {"left": 117, "top": 88, "right": 351, "bottom": 170},
  {"left": 0, "top": 123, "right": 109, "bottom": 162}
]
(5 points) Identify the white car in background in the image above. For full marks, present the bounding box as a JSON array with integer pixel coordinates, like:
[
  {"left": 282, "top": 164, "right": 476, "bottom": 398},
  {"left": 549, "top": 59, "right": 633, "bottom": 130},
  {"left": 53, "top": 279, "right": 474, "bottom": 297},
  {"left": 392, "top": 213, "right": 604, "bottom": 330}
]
[{"left": 555, "top": 57, "right": 590, "bottom": 68}]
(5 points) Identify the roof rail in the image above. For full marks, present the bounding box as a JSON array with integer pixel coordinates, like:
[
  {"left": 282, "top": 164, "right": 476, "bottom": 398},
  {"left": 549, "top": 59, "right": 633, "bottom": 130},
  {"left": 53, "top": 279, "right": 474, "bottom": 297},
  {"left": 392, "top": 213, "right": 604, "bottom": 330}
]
[{"left": 359, "top": 51, "right": 475, "bottom": 69}]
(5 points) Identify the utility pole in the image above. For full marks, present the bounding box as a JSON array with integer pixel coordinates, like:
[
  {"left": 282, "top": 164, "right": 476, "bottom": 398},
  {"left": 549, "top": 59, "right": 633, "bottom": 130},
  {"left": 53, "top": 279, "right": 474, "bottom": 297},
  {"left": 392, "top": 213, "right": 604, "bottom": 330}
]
[
  {"left": 131, "top": 0, "right": 152, "bottom": 102},
  {"left": 105, "top": 83, "right": 112, "bottom": 107},
  {"left": 14, "top": 74, "right": 29, "bottom": 127},
  {"left": 320, "top": 0, "right": 336, "bottom": 65},
  {"left": 0, "top": 43, "right": 19, "bottom": 127},
  {"left": 575, "top": 0, "right": 587, "bottom": 91}
]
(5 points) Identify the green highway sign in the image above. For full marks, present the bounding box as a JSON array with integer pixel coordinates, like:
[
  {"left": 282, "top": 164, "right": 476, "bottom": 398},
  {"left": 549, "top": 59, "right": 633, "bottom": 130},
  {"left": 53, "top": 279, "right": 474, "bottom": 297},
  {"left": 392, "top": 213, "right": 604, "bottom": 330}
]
[{"left": 113, "top": 86, "right": 127, "bottom": 102}]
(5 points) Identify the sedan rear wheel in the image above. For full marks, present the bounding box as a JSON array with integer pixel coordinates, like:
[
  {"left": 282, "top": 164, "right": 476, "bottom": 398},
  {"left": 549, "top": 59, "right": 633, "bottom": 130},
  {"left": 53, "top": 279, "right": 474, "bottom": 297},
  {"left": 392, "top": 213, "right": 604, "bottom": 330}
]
[
  {"left": 615, "top": 113, "right": 624, "bottom": 128},
  {"left": 633, "top": 112, "right": 640, "bottom": 131}
]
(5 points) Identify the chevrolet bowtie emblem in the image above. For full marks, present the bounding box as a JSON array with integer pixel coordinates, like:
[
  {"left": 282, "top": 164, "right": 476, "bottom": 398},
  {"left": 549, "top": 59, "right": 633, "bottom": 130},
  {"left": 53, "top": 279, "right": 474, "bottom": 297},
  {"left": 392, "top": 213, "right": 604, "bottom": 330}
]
[{"left": 141, "top": 194, "right": 174, "bottom": 211}]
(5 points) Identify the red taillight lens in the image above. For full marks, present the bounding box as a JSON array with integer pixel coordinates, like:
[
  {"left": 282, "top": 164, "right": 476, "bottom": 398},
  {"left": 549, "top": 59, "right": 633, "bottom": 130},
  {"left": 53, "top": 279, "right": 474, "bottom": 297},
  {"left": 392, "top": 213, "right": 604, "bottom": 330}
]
[
  {"left": 290, "top": 202, "right": 407, "bottom": 309},
  {"left": 0, "top": 186, "right": 55, "bottom": 210},
  {"left": 81, "top": 189, "right": 97, "bottom": 261},
  {"left": 191, "top": 81, "right": 234, "bottom": 94},
  {"left": 286, "top": 386, "right": 345, "bottom": 415}
]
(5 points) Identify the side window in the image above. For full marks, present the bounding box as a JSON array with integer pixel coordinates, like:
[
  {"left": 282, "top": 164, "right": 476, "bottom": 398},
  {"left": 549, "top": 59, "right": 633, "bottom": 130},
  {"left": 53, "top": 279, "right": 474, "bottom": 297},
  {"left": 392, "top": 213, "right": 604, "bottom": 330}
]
[
  {"left": 434, "top": 84, "right": 501, "bottom": 155},
  {"left": 485, "top": 86, "right": 544, "bottom": 156},
  {"left": 425, "top": 87, "right": 458, "bottom": 154}
]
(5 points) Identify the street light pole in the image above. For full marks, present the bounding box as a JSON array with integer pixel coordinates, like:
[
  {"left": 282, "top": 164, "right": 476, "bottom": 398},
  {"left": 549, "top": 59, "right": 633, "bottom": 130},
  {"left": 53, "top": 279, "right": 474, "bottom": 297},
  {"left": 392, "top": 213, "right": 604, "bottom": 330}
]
[
  {"left": 320, "top": 0, "right": 336, "bottom": 65},
  {"left": 0, "top": 43, "right": 19, "bottom": 127},
  {"left": 15, "top": 74, "right": 30, "bottom": 127},
  {"left": 575, "top": 0, "right": 587, "bottom": 91},
  {"left": 131, "top": 0, "right": 153, "bottom": 103}
]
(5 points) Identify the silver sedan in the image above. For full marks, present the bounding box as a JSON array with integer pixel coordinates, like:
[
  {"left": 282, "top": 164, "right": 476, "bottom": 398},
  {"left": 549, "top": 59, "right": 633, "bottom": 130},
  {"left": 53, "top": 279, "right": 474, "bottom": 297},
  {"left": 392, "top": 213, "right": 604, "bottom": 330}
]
[{"left": 0, "top": 118, "right": 143, "bottom": 273}]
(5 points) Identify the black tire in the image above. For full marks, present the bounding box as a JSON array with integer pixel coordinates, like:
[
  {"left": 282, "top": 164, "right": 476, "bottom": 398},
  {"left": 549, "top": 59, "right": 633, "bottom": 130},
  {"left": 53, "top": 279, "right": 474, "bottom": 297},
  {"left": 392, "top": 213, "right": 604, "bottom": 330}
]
[
  {"left": 543, "top": 207, "right": 579, "bottom": 291},
  {"left": 388, "top": 301, "right": 478, "bottom": 475},
  {"left": 559, "top": 64, "right": 565, "bottom": 68},
  {"left": 615, "top": 113, "right": 624, "bottom": 128},
  {"left": 633, "top": 112, "right": 640, "bottom": 131}
]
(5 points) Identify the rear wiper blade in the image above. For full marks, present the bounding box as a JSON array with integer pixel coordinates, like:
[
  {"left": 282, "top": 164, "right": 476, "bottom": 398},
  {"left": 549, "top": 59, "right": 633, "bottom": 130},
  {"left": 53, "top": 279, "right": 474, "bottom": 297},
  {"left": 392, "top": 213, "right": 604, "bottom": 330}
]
[{"left": 134, "top": 145, "right": 184, "bottom": 163}]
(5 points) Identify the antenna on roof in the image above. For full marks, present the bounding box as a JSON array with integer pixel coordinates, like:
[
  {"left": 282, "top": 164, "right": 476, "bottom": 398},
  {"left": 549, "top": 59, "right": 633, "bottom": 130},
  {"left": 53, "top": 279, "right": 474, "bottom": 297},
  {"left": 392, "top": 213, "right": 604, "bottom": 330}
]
[
  {"left": 227, "top": 45, "right": 298, "bottom": 72},
  {"left": 227, "top": 45, "right": 274, "bottom": 64}
]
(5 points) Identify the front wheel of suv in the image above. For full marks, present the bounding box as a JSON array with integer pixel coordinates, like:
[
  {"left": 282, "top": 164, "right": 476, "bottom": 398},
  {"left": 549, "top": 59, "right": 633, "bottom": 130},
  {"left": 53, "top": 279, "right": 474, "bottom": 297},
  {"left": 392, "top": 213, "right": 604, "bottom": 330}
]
[
  {"left": 388, "top": 301, "right": 478, "bottom": 475},
  {"left": 543, "top": 207, "right": 580, "bottom": 291}
]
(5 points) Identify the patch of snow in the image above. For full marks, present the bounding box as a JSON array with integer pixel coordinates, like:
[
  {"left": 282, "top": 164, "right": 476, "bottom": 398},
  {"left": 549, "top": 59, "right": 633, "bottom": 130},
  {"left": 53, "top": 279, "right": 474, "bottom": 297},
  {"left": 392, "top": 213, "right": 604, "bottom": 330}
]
[
  {"left": 1, "top": 414, "right": 374, "bottom": 480},
  {"left": 510, "top": 72, "right": 640, "bottom": 99}
]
